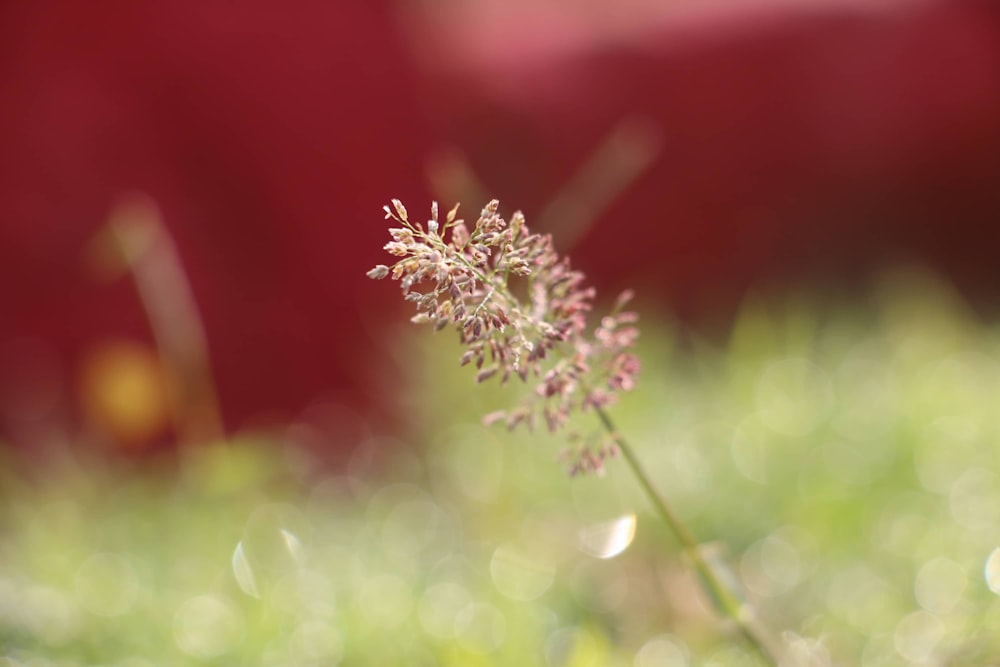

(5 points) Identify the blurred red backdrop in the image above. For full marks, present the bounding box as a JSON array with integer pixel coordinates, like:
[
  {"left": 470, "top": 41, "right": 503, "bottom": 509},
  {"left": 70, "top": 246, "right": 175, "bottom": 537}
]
[{"left": 1, "top": 0, "right": 998, "bottom": 454}]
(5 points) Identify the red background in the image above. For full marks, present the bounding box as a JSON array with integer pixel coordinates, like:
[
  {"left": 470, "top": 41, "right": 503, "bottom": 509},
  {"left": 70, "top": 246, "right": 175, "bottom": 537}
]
[{"left": 1, "top": 0, "right": 998, "bottom": 452}]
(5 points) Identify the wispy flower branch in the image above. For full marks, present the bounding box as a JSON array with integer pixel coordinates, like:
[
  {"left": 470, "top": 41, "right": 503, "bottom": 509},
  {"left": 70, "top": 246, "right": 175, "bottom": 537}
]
[{"left": 369, "top": 198, "right": 639, "bottom": 475}]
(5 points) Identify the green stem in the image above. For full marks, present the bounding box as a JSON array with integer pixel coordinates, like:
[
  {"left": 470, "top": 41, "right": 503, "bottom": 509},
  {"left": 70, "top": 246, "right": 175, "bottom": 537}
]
[{"left": 592, "top": 405, "right": 783, "bottom": 665}]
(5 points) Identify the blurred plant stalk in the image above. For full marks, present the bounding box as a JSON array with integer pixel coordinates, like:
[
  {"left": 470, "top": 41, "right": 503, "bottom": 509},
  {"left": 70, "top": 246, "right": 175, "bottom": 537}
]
[
  {"left": 90, "top": 194, "right": 225, "bottom": 446},
  {"left": 594, "top": 404, "right": 785, "bottom": 665}
]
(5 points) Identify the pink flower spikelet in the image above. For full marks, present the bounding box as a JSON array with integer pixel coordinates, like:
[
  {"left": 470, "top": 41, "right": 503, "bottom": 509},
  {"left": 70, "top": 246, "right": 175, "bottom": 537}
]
[{"left": 369, "top": 199, "right": 640, "bottom": 474}]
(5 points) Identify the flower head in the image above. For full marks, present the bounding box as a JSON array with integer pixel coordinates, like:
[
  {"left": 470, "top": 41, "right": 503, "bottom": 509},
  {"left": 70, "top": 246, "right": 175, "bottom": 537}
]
[{"left": 369, "top": 199, "right": 639, "bottom": 474}]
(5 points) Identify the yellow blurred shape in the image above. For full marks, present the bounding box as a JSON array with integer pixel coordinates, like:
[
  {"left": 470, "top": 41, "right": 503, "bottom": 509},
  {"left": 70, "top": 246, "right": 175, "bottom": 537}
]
[{"left": 79, "top": 340, "right": 170, "bottom": 446}]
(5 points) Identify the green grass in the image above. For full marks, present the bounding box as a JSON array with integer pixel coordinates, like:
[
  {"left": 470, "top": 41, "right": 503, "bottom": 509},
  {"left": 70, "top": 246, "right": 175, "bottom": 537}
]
[{"left": 3, "top": 268, "right": 1000, "bottom": 665}]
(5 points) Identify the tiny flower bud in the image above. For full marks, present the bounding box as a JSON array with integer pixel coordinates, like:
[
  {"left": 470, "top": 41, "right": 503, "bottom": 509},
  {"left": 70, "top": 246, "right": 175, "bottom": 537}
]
[
  {"left": 452, "top": 222, "right": 469, "bottom": 247},
  {"left": 391, "top": 198, "right": 408, "bottom": 221},
  {"left": 483, "top": 410, "right": 506, "bottom": 426},
  {"left": 614, "top": 289, "right": 635, "bottom": 310},
  {"left": 384, "top": 241, "right": 408, "bottom": 257},
  {"left": 544, "top": 408, "right": 559, "bottom": 433},
  {"left": 476, "top": 366, "right": 498, "bottom": 383},
  {"left": 367, "top": 264, "right": 390, "bottom": 279},
  {"left": 506, "top": 408, "right": 529, "bottom": 430}
]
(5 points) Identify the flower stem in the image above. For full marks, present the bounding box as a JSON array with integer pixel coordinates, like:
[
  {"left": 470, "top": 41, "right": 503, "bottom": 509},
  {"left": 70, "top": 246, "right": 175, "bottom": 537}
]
[{"left": 592, "top": 405, "right": 783, "bottom": 665}]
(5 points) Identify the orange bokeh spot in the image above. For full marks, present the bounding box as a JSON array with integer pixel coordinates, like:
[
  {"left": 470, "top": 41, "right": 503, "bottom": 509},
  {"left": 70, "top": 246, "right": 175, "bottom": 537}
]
[{"left": 79, "top": 340, "right": 171, "bottom": 447}]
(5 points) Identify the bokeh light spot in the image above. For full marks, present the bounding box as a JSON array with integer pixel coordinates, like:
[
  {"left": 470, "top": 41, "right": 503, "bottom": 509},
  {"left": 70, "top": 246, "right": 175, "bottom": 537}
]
[
  {"left": 381, "top": 495, "right": 449, "bottom": 561},
  {"left": 914, "top": 418, "right": 978, "bottom": 493},
  {"left": 20, "top": 585, "right": 80, "bottom": 646},
  {"left": 235, "top": 504, "right": 308, "bottom": 598},
  {"left": 577, "top": 513, "right": 636, "bottom": 559},
  {"left": 418, "top": 581, "right": 472, "bottom": 639},
  {"left": 949, "top": 468, "right": 1000, "bottom": 532},
  {"left": 271, "top": 569, "right": 337, "bottom": 618},
  {"left": 79, "top": 340, "right": 170, "bottom": 446},
  {"left": 454, "top": 602, "right": 506, "bottom": 654},
  {"left": 914, "top": 557, "right": 966, "bottom": 614},
  {"left": 741, "top": 532, "right": 801, "bottom": 598},
  {"left": 893, "top": 610, "right": 943, "bottom": 663},
  {"left": 232, "top": 541, "right": 259, "bottom": 599},
  {"left": 289, "top": 619, "right": 343, "bottom": 663},
  {"left": 74, "top": 552, "right": 140, "bottom": 617},
  {"left": 827, "top": 566, "right": 895, "bottom": 634},
  {"left": 984, "top": 548, "right": 1000, "bottom": 595},
  {"left": 634, "top": 635, "right": 689, "bottom": 667},
  {"left": 490, "top": 542, "right": 555, "bottom": 601},
  {"left": 359, "top": 574, "right": 413, "bottom": 629},
  {"left": 173, "top": 594, "right": 244, "bottom": 658},
  {"left": 756, "top": 358, "right": 834, "bottom": 437},
  {"left": 439, "top": 425, "right": 505, "bottom": 503}
]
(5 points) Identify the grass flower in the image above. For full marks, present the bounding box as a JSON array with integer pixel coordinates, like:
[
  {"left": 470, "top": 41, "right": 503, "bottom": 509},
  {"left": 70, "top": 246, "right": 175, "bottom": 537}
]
[
  {"left": 369, "top": 198, "right": 783, "bottom": 664},
  {"left": 369, "top": 199, "right": 639, "bottom": 475}
]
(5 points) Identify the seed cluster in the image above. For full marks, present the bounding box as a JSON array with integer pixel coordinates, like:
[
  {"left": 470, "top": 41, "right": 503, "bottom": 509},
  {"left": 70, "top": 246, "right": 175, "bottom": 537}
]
[{"left": 369, "top": 199, "right": 640, "bottom": 474}]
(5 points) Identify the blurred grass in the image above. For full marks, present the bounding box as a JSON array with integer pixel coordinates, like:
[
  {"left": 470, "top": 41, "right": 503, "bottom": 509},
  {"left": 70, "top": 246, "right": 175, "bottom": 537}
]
[{"left": 3, "top": 268, "right": 1000, "bottom": 665}]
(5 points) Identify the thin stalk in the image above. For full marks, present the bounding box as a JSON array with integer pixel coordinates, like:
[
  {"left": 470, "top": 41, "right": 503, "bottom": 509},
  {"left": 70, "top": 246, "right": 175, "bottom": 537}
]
[{"left": 593, "top": 405, "right": 783, "bottom": 665}]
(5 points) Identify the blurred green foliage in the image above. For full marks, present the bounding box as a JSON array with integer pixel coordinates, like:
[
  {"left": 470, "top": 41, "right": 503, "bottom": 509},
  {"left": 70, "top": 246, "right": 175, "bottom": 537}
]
[{"left": 3, "top": 269, "right": 1000, "bottom": 665}]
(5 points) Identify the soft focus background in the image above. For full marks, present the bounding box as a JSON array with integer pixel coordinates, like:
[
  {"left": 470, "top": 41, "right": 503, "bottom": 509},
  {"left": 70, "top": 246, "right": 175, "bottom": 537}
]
[{"left": 2, "top": 0, "right": 1000, "bottom": 664}]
